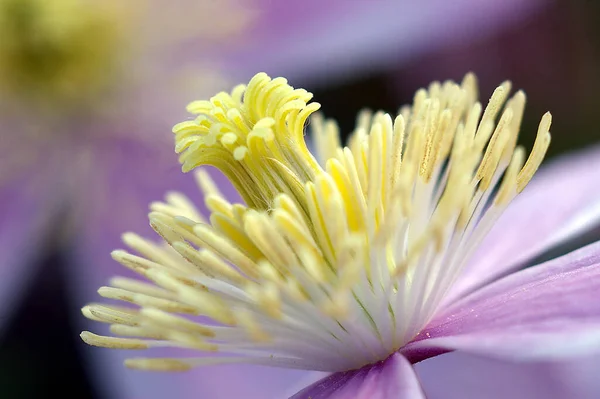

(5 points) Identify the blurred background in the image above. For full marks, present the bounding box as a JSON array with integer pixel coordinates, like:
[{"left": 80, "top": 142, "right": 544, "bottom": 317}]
[{"left": 0, "top": 0, "right": 599, "bottom": 397}]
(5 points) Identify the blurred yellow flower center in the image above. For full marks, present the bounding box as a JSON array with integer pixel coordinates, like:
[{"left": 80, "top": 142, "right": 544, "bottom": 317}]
[
  {"left": 0, "top": 0, "right": 126, "bottom": 109},
  {"left": 82, "top": 73, "right": 551, "bottom": 372}
]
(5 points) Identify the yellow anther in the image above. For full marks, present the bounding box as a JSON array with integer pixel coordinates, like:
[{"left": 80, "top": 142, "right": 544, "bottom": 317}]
[
  {"left": 80, "top": 332, "right": 148, "bottom": 350},
  {"left": 517, "top": 112, "right": 552, "bottom": 192},
  {"left": 82, "top": 304, "right": 139, "bottom": 326}
]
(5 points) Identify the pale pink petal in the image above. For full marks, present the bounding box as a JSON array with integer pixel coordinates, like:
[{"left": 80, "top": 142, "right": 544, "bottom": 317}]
[
  {"left": 415, "top": 352, "right": 600, "bottom": 399},
  {"left": 402, "top": 241, "right": 600, "bottom": 362},
  {"left": 290, "top": 354, "right": 425, "bottom": 399},
  {"left": 449, "top": 144, "right": 600, "bottom": 301}
]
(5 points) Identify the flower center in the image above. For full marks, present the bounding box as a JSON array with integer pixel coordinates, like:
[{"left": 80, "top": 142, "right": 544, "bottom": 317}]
[
  {"left": 0, "top": 0, "right": 128, "bottom": 111},
  {"left": 81, "top": 73, "right": 551, "bottom": 372}
]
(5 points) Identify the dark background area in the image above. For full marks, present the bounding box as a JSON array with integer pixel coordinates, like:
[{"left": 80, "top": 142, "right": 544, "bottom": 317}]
[{"left": 2, "top": 1, "right": 600, "bottom": 397}]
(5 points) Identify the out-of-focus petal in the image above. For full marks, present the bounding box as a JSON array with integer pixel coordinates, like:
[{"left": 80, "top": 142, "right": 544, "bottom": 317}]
[
  {"left": 0, "top": 155, "right": 61, "bottom": 336},
  {"left": 66, "top": 137, "right": 203, "bottom": 296},
  {"left": 449, "top": 144, "right": 600, "bottom": 301},
  {"left": 290, "top": 354, "right": 425, "bottom": 399},
  {"left": 415, "top": 352, "right": 600, "bottom": 399},
  {"left": 402, "top": 241, "right": 600, "bottom": 363},
  {"left": 226, "top": 0, "right": 548, "bottom": 85},
  {"left": 65, "top": 137, "right": 242, "bottom": 398},
  {"left": 87, "top": 351, "right": 313, "bottom": 399},
  {"left": 179, "top": 365, "right": 313, "bottom": 399},
  {"left": 282, "top": 371, "right": 330, "bottom": 398},
  {"left": 66, "top": 134, "right": 240, "bottom": 297}
]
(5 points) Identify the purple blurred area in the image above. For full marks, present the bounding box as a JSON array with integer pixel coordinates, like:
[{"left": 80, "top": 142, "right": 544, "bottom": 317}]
[{"left": 1, "top": 0, "right": 600, "bottom": 398}]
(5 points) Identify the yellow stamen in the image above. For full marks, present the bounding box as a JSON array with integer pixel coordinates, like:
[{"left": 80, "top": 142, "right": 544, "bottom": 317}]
[
  {"left": 174, "top": 73, "right": 322, "bottom": 210},
  {"left": 82, "top": 304, "right": 139, "bottom": 326},
  {"left": 83, "top": 72, "right": 551, "bottom": 373},
  {"left": 125, "top": 358, "right": 193, "bottom": 372},
  {"left": 80, "top": 332, "right": 148, "bottom": 350}
]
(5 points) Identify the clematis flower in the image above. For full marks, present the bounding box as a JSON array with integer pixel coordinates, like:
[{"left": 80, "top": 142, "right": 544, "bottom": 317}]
[
  {"left": 0, "top": 0, "right": 550, "bottom": 338},
  {"left": 0, "top": 1, "right": 559, "bottom": 397},
  {"left": 81, "top": 72, "right": 600, "bottom": 398}
]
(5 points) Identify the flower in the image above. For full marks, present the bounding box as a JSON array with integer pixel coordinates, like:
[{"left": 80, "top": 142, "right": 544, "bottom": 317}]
[
  {"left": 0, "top": 0, "right": 251, "bottom": 326},
  {"left": 80, "top": 72, "right": 600, "bottom": 397},
  {"left": 0, "top": 0, "right": 253, "bottom": 396},
  {"left": 0, "top": 1, "right": 557, "bottom": 397}
]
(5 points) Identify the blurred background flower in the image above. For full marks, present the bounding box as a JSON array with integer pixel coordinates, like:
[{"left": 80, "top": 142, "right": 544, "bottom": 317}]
[
  {"left": 0, "top": 0, "right": 253, "bottom": 327},
  {"left": 2, "top": 0, "right": 600, "bottom": 398}
]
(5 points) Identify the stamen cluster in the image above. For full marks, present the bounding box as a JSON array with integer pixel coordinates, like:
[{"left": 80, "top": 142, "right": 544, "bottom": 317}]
[{"left": 82, "top": 73, "right": 551, "bottom": 372}]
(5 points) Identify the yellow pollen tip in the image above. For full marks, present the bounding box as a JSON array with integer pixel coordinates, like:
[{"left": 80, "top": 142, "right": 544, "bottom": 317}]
[
  {"left": 173, "top": 72, "right": 322, "bottom": 210},
  {"left": 80, "top": 331, "right": 148, "bottom": 350}
]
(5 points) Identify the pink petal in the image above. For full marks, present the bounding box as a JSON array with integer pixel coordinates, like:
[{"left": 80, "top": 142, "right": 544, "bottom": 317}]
[
  {"left": 415, "top": 352, "right": 600, "bottom": 399},
  {"left": 449, "top": 144, "right": 600, "bottom": 301},
  {"left": 402, "top": 241, "right": 600, "bottom": 362},
  {"left": 290, "top": 354, "right": 425, "bottom": 399}
]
